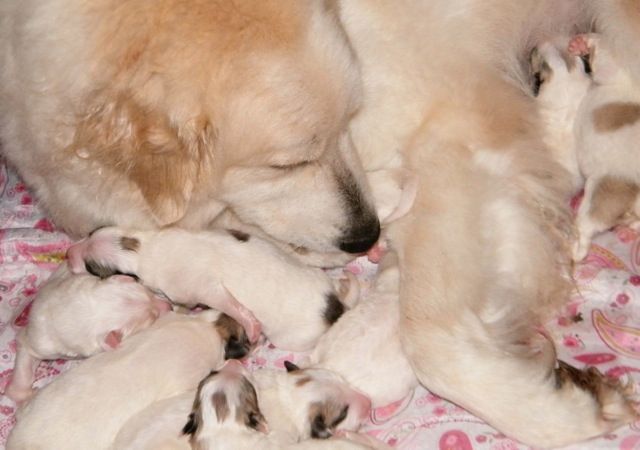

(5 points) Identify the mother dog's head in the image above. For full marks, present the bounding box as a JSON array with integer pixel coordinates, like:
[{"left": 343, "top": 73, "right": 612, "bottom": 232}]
[{"left": 70, "top": 0, "right": 379, "bottom": 256}]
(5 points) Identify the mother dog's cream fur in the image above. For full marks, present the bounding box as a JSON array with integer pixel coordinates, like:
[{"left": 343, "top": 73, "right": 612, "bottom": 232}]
[
  {"left": 340, "top": 1, "right": 639, "bottom": 447},
  {"left": 0, "top": 0, "right": 380, "bottom": 258}
]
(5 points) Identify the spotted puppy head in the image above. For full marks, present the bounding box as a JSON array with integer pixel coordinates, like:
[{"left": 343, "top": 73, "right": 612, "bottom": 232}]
[
  {"left": 183, "top": 360, "right": 268, "bottom": 445},
  {"left": 66, "top": 226, "right": 143, "bottom": 278},
  {"left": 283, "top": 361, "right": 372, "bottom": 439},
  {"left": 214, "top": 314, "right": 252, "bottom": 360},
  {"left": 529, "top": 39, "right": 591, "bottom": 100}
]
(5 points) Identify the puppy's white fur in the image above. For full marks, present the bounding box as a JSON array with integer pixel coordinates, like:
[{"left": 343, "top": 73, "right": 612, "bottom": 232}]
[
  {"left": 66, "top": 227, "right": 344, "bottom": 351},
  {"left": 7, "top": 311, "right": 227, "bottom": 450},
  {"left": 5, "top": 265, "right": 169, "bottom": 404},
  {"left": 306, "top": 252, "right": 417, "bottom": 408}
]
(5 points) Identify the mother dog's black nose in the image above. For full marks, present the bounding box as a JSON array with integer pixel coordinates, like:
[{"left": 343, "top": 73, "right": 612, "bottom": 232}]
[{"left": 338, "top": 218, "right": 381, "bottom": 254}]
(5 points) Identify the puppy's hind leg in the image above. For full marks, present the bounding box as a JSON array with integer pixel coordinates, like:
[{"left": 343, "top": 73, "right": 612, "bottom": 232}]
[
  {"left": 574, "top": 176, "right": 638, "bottom": 262},
  {"left": 5, "top": 331, "right": 39, "bottom": 404}
]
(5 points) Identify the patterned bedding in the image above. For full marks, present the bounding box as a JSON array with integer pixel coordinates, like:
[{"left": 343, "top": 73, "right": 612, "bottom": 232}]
[{"left": 0, "top": 158, "right": 639, "bottom": 450}]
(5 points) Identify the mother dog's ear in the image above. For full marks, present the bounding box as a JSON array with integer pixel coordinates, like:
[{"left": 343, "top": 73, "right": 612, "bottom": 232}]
[{"left": 70, "top": 91, "right": 214, "bottom": 225}]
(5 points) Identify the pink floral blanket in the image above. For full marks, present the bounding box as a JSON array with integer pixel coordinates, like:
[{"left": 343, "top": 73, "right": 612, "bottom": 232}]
[{"left": 1, "top": 158, "right": 639, "bottom": 450}]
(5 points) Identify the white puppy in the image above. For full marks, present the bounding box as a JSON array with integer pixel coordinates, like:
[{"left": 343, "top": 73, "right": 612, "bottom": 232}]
[
  {"left": 66, "top": 227, "right": 347, "bottom": 351},
  {"left": 5, "top": 265, "right": 170, "bottom": 404},
  {"left": 6, "top": 311, "right": 249, "bottom": 450},
  {"left": 305, "top": 252, "right": 417, "bottom": 408},
  {"left": 112, "top": 361, "right": 374, "bottom": 450},
  {"left": 569, "top": 33, "right": 640, "bottom": 261},
  {"left": 181, "top": 360, "right": 385, "bottom": 450}
]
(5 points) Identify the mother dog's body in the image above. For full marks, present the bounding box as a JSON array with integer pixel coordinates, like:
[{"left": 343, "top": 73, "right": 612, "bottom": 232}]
[{"left": 341, "top": 0, "right": 638, "bottom": 447}]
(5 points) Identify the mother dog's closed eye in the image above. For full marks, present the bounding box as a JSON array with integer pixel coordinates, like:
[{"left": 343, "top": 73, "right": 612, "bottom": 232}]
[{"left": 0, "top": 0, "right": 379, "bottom": 257}]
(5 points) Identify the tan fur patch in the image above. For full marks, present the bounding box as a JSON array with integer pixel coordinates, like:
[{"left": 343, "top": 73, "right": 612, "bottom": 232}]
[
  {"left": 295, "top": 376, "right": 312, "bottom": 387},
  {"left": 589, "top": 177, "right": 638, "bottom": 225},
  {"left": 212, "top": 391, "right": 230, "bottom": 423},
  {"left": 120, "top": 236, "right": 140, "bottom": 252},
  {"left": 592, "top": 102, "right": 640, "bottom": 132},
  {"left": 214, "top": 314, "right": 244, "bottom": 343}
]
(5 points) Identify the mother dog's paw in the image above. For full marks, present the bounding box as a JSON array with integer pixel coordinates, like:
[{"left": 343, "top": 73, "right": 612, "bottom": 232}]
[{"left": 555, "top": 361, "right": 638, "bottom": 428}]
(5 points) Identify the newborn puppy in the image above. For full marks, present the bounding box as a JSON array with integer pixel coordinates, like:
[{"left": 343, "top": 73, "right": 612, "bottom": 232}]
[
  {"left": 182, "top": 360, "right": 385, "bottom": 450},
  {"left": 67, "top": 227, "right": 346, "bottom": 351},
  {"left": 112, "top": 362, "right": 374, "bottom": 450},
  {"left": 530, "top": 37, "right": 591, "bottom": 191},
  {"left": 567, "top": 33, "right": 640, "bottom": 261},
  {"left": 305, "top": 252, "right": 417, "bottom": 407},
  {"left": 7, "top": 311, "right": 249, "bottom": 450},
  {"left": 5, "top": 265, "right": 170, "bottom": 404}
]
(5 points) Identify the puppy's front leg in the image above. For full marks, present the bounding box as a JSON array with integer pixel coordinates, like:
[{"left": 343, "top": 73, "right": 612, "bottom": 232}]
[
  {"left": 5, "top": 331, "right": 39, "bottom": 404},
  {"left": 204, "top": 283, "right": 262, "bottom": 343}
]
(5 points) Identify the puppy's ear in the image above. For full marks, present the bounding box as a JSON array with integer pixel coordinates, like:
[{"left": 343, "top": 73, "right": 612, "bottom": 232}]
[
  {"left": 182, "top": 412, "right": 199, "bottom": 436},
  {"left": 284, "top": 361, "right": 300, "bottom": 372},
  {"left": 70, "top": 91, "right": 215, "bottom": 225}
]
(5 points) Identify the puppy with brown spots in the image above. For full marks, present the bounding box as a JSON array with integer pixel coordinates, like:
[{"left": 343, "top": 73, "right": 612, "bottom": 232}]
[
  {"left": 569, "top": 33, "right": 640, "bottom": 261},
  {"left": 66, "top": 226, "right": 347, "bottom": 351},
  {"left": 112, "top": 361, "right": 379, "bottom": 450},
  {"left": 7, "top": 310, "right": 250, "bottom": 450},
  {"left": 532, "top": 33, "right": 640, "bottom": 262},
  {"left": 5, "top": 265, "right": 170, "bottom": 405},
  {"left": 180, "top": 360, "right": 386, "bottom": 450}
]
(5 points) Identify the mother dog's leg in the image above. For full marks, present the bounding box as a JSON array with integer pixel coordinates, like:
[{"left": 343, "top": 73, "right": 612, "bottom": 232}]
[{"left": 391, "top": 130, "right": 637, "bottom": 448}]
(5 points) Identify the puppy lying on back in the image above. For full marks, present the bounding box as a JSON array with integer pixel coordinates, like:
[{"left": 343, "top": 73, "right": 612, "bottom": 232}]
[
  {"left": 112, "top": 361, "right": 374, "bottom": 449},
  {"left": 67, "top": 227, "right": 347, "bottom": 351},
  {"left": 532, "top": 34, "right": 640, "bottom": 262},
  {"left": 182, "top": 360, "right": 387, "bottom": 450},
  {"left": 5, "top": 265, "right": 170, "bottom": 404},
  {"left": 7, "top": 311, "right": 250, "bottom": 450},
  {"left": 305, "top": 252, "right": 417, "bottom": 407}
]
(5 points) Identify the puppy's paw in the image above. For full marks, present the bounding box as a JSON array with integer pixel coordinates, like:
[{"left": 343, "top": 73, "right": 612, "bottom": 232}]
[
  {"left": 555, "top": 361, "right": 638, "bottom": 429},
  {"left": 571, "top": 235, "right": 591, "bottom": 262},
  {"left": 5, "top": 383, "right": 35, "bottom": 405},
  {"left": 568, "top": 34, "right": 591, "bottom": 56}
]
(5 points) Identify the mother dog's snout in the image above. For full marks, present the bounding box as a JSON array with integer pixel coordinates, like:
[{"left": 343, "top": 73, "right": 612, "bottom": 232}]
[{"left": 338, "top": 217, "right": 380, "bottom": 254}]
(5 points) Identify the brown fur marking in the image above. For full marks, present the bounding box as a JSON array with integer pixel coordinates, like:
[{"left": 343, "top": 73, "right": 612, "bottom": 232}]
[
  {"left": 295, "top": 376, "right": 312, "bottom": 387},
  {"left": 308, "top": 399, "right": 349, "bottom": 439},
  {"left": 228, "top": 229, "right": 250, "bottom": 242},
  {"left": 323, "top": 293, "right": 345, "bottom": 326},
  {"left": 212, "top": 391, "right": 230, "bottom": 423},
  {"left": 237, "top": 376, "right": 267, "bottom": 431},
  {"left": 589, "top": 177, "right": 639, "bottom": 225},
  {"left": 120, "top": 236, "right": 140, "bottom": 251},
  {"left": 593, "top": 102, "right": 640, "bottom": 132}
]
